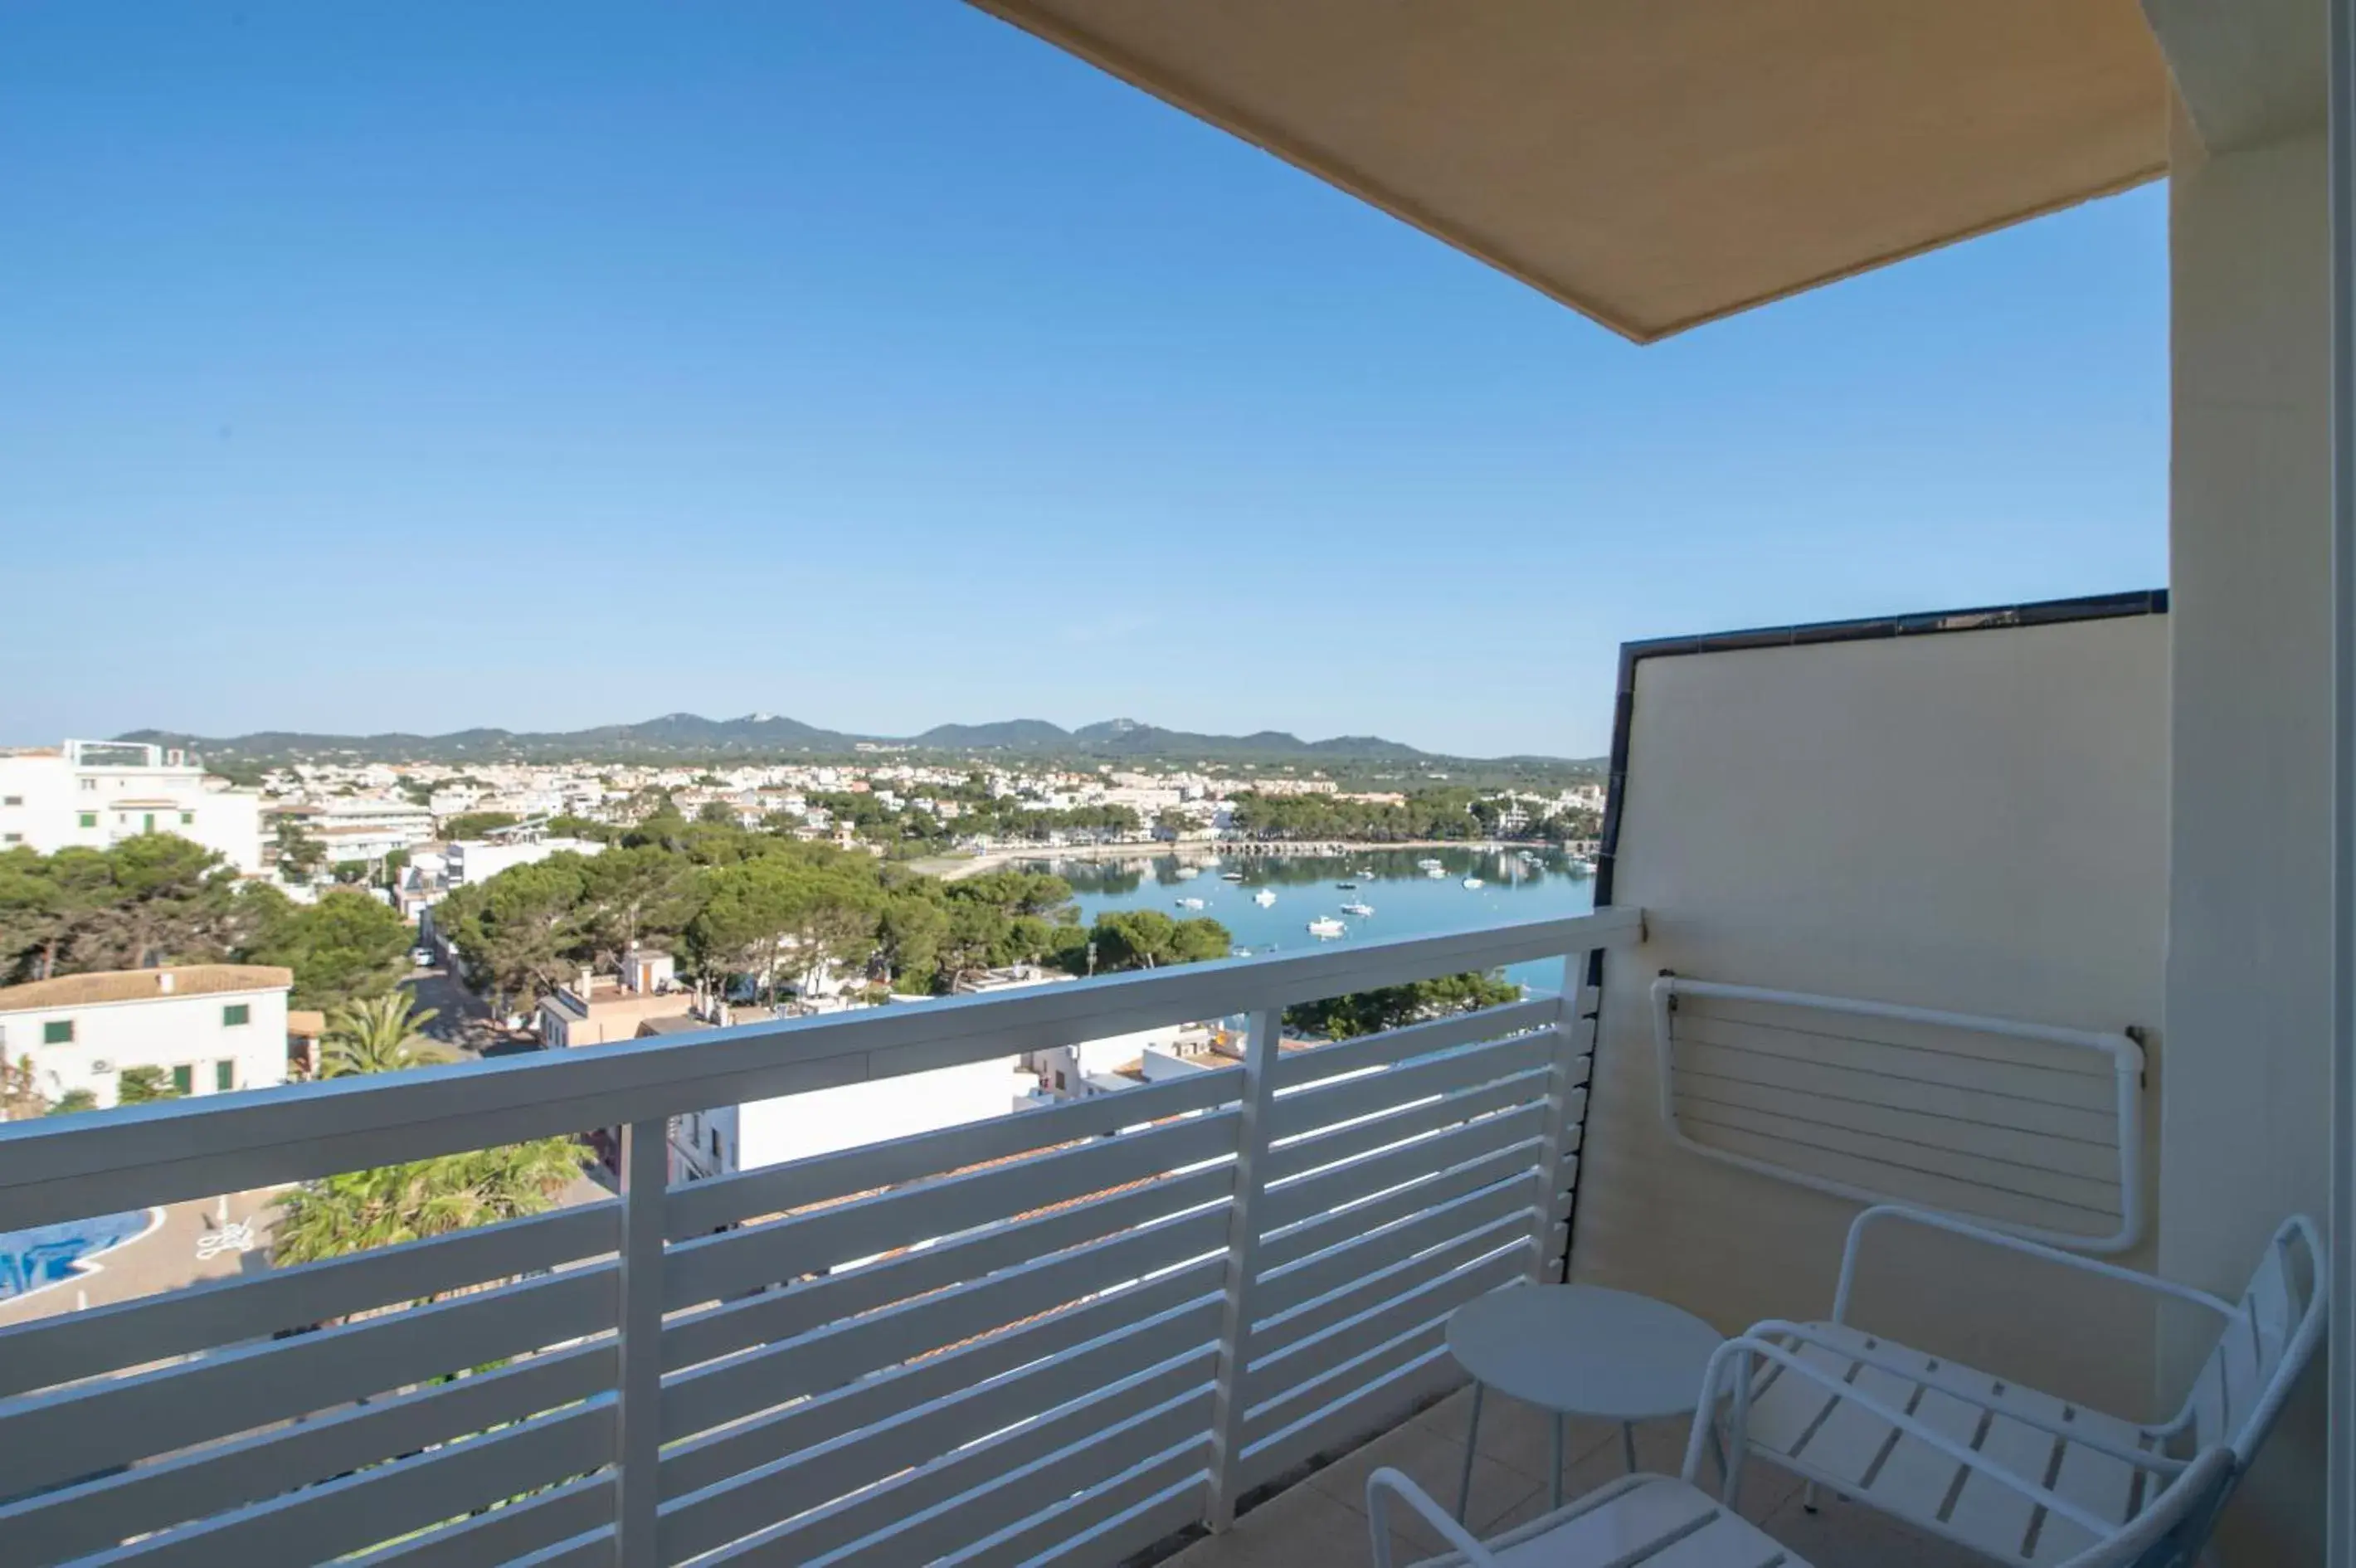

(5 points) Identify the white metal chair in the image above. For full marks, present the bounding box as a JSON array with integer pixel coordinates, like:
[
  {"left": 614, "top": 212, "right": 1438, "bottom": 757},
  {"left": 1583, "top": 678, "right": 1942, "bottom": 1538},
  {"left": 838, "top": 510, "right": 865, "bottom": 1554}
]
[
  {"left": 1365, "top": 1429, "right": 2235, "bottom": 1567},
  {"left": 1719, "top": 1206, "right": 2325, "bottom": 1565}
]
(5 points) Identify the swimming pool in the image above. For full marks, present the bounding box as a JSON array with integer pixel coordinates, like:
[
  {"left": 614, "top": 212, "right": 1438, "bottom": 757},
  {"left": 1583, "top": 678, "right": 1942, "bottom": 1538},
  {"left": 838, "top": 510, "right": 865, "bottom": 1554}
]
[{"left": 0, "top": 1209, "right": 161, "bottom": 1303}]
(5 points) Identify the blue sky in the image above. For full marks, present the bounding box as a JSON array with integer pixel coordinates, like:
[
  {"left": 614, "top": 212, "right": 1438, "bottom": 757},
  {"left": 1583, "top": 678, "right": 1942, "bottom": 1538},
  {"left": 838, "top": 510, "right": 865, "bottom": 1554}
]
[{"left": 0, "top": 2, "right": 2169, "bottom": 759}]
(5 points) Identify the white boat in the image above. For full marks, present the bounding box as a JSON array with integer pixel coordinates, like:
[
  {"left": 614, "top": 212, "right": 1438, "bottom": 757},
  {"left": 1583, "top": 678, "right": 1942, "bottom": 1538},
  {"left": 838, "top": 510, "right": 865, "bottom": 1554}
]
[
  {"left": 1356, "top": 868, "right": 1376, "bottom": 879},
  {"left": 1463, "top": 876, "right": 1484, "bottom": 889},
  {"left": 1425, "top": 866, "right": 1447, "bottom": 879},
  {"left": 1176, "top": 896, "right": 1206, "bottom": 910},
  {"left": 1175, "top": 866, "right": 1200, "bottom": 880},
  {"left": 1570, "top": 855, "right": 1599, "bottom": 876},
  {"left": 1341, "top": 900, "right": 1375, "bottom": 917},
  {"left": 1416, "top": 857, "right": 1443, "bottom": 869},
  {"left": 1253, "top": 889, "right": 1278, "bottom": 906},
  {"left": 1307, "top": 916, "right": 1346, "bottom": 938},
  {"left": 1219, "top": 871, "right": 1244, "bottom": 881}
]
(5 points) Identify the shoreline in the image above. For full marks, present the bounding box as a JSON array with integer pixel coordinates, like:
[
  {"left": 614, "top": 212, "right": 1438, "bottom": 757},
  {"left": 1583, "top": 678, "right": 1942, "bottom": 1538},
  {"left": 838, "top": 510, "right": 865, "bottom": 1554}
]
[{"left": 915, "top": 838, "right": 1551, "bottom": 882}]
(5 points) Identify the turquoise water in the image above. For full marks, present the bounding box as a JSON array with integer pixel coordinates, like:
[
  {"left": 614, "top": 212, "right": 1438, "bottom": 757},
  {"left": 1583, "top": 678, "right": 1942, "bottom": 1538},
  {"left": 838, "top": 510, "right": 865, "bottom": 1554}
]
[
  {"left": 1023, "top": 845, "right": 1597, "bottom": 994},
  {"left": 0, "top": 1210, "right": 152, "bottom": 1302}
]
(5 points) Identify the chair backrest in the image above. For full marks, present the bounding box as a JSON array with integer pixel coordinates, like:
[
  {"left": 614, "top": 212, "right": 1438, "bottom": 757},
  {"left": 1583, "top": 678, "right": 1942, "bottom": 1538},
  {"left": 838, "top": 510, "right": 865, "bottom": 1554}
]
[
  {"left": 2182, "top": 1215, "right": 2326, "bottom": 1463},
  {"left": 2057, "top": 1448, "right": 2235, "bottom": 1568}
]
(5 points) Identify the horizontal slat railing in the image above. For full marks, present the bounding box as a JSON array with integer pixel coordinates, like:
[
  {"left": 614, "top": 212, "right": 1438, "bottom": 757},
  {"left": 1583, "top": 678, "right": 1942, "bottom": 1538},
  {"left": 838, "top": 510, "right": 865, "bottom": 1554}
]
[
  {"left": 0, "top": 1344, "right": 616, "bottom": 1566},
  {"left": 0, "top": 911, "right": 1638, "bottom": 1228},
  {"left": 0, "top": 909, "right": 1640, "bottom": 1566},
  {"left": 0, "top": 1200, "right": 619, "bottom": 1398}
]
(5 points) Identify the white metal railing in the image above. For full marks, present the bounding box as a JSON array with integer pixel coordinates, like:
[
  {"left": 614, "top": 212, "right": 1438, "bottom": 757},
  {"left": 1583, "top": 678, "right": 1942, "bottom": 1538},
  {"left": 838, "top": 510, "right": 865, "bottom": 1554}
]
[{"left": 0, "top": 908, "right": 1639, "bottom": 1567}]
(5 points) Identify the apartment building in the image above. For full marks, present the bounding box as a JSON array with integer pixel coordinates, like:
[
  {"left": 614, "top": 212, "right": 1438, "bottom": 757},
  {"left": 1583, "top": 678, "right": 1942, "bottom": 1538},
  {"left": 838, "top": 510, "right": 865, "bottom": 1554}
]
[
  {"left": 538, "top": 950, "right": 688, "bottom": 1048},
  {"left": 0, "top": 965, "right": 293, "bottom": 1109},
  {"left": 0, "top": 740, "right": 265, "bottom": 872},
  {"left": 443, "top": 833, "right": 604, "bottom": 886},
  {"left": 268, "top": 798, "right": 436, "bottom": 866}
]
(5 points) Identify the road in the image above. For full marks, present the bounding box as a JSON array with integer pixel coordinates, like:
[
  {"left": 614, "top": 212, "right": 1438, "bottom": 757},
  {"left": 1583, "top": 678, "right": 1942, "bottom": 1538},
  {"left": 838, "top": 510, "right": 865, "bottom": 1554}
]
[{"left": 400, "top": 965, "right": 543, "bottom": 1059}]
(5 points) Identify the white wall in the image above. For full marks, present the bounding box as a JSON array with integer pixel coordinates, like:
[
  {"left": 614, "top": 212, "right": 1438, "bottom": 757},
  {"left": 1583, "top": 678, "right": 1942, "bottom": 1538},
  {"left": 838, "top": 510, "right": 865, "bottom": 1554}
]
[
  {"left": 0, "top": 986, "right": 291, "bottom": 1108},
  {"left": 673, "top": 1103, "right": 738, "bottom": 1184},
  {"left": 1026, "top": 1025, "right": 1189, "bottom": 1101},
  {"left": 735, "top": 1056, "right": 1030, "bottom": 1172},
  {"left": 0, "top": 753, "right": 265, "bottom": 873},
  {"left": 445, "top": 836, "right": 605, "bottom": 884},
  {"left": 2162, "top": 102, "right": 2334, "bottom": 1566},
  {"left": 1576, "top": 611, "right": 2171, "bottom": 1417}
]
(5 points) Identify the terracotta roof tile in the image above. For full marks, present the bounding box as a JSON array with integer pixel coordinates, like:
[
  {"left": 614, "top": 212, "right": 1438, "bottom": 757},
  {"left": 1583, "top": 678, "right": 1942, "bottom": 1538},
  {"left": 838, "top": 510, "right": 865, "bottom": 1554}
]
[{"left": 0, "top": 966, "right": 294, "bottom": 1011}]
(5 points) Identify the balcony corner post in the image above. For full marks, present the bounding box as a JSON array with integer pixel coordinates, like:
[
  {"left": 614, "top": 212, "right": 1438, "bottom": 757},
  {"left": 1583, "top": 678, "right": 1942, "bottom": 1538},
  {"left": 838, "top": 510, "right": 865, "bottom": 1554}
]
[
  {"left": 1203, "top": 1005, "right": 1283, "bottom": 1533},
  {"left": 1530, "top": 952, "right": 1594, "bottom": 1283},
  {"left": 616, "top": 1118, "right": 668, "bottom": 1567}
]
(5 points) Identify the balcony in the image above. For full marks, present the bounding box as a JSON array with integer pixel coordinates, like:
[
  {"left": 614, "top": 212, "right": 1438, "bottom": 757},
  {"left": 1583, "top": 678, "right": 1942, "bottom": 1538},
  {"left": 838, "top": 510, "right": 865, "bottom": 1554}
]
[
  {"left": 0, "top": 911, "right": 1640, "bottom": 1567},
  {"left": 0, "top": 591, "right": 2325, "bottom": 1566}
]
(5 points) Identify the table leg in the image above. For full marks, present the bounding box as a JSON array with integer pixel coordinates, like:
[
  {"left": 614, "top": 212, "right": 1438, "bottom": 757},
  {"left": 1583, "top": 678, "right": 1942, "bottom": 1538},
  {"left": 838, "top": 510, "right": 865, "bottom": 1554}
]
[
  {"left": 1456, "top": 1382, "right": 1485, "bottom": 1522},
  {"left": 1550, "top": 1412, "right": 1565, "bottom": 1511},
  {"left": 1620, "top": 1421, "right": 1638, "bottom": 1473}
]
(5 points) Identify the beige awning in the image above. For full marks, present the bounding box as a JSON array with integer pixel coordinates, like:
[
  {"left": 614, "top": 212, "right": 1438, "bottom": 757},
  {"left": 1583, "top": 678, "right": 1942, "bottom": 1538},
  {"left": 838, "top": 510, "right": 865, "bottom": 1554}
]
[{"left": 968, "top": 1, "right": 2171, "bottom": 342}]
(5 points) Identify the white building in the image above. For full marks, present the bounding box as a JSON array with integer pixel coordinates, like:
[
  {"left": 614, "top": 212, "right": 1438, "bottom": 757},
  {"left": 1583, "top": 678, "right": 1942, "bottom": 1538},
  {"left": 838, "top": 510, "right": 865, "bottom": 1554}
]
[
  {"left": 271, "top": 799, "right": 436, "bottom": 868},
  {"left": 627, "top": 1006, "right": 1025, "bottom": 1183},
  {"left": 444, "top": 835, "right": 605, "bottom": 886},
  {"left": 0, "top": 740, "right": 265, "bottom": 873},
  {"left": 952, "top": 965, "right": 1219, "bottom": 1105},
  {"left": 0, "top": 965, "right": 293, "bottom": 1109},
  {"left": 737, "top": 1052, "right": 1026, "bottom": 1175}
]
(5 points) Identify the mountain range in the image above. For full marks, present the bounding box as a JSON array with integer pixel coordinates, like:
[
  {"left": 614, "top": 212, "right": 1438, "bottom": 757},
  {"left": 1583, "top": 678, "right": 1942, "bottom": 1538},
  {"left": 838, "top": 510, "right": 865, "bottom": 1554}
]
[{"left": 115, "top": 713, "right": 1587, "bottom": 768}]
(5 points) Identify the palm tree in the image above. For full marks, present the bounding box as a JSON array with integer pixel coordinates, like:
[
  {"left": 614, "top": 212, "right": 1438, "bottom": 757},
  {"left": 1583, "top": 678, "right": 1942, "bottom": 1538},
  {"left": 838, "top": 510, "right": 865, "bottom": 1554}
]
[
  {"left": 271, "top": 1138, "right": 591, "bottom": 1266},
  {"left": 277, "top": 990, "right": 588, "bottom": 1273},
  {"left": 321, "top": 992, "right": 458, "bottom": 1077},
  {"left": 115, "top": 1064, "right": 182, "bottom": 1103}
]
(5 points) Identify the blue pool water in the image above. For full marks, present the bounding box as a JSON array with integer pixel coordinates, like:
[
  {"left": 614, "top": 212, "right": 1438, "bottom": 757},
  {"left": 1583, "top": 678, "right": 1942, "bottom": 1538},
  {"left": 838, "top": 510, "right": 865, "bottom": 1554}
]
[{"left": 0, "top": 1210, "right": 155, "bottom": 1302}]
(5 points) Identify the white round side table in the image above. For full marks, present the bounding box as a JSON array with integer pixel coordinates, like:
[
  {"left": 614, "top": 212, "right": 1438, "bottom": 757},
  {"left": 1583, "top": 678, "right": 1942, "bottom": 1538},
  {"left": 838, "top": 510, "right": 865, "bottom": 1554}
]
[{"left": 1444, "top": 1283, "right": 1726, "bottom": 1517}]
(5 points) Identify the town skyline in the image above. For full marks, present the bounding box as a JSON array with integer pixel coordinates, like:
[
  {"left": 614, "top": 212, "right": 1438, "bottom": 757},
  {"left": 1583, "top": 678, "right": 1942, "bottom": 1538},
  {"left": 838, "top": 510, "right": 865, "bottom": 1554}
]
[{"left": 64, "top": 709, "right": 1601, "bottom": 767}]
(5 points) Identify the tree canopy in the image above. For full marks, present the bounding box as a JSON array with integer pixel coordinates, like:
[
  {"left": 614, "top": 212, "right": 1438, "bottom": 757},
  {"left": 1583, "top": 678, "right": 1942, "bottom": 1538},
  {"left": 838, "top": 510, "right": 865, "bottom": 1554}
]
[
  {"left": 1283, "top": 971, "right": 1523, "bottom": 1040},
  {"left": 1225, "top": 788, "right": 1589, "bottom": 843},
  {"left": 429, "top": 824, "right": 1137, "bottom": 1005},
  {"left": 0, "top": 839, "right": 267, "bottom": 981},
  {"left": 440, "top": 811, "right": 523, "bottom": 841},
  {"left": 1084, "top": 909, "right": 1233, "bottom": 971},
  {"left": 243, "top": 888, "right": 414, "bottom": 1010}
]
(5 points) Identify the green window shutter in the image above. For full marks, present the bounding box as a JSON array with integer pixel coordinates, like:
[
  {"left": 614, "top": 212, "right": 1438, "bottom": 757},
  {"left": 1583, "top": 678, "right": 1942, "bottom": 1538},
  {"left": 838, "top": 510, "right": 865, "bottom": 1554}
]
[
  {"left": 181, "top": 811, "right": 194, "bottom": 825},
  {"left": 77, "top": 812, "right": 96, "bottom": 829},
  {"left": 41, "top": 1019, "right": 73, "bottom": 1045},
  {"left": 171, "top": 1064, "right": 193, "bottom": 1096},
  {"left": 222, "top": 1003, "right": 250, "bottom": 1027},
  {"left": 216, "top": 1060, "right": 234, "bottom": 1092}
]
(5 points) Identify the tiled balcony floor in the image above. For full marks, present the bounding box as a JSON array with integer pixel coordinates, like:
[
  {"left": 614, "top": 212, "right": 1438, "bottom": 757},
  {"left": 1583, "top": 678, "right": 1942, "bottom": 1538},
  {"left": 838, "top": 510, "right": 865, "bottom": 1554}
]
[{"left": 1158, "top": 1385, "right": 1994, "bottom": 1567}]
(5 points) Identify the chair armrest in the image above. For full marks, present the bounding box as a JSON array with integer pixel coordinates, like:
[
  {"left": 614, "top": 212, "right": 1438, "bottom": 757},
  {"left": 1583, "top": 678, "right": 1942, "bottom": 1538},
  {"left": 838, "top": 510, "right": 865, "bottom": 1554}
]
[
  {"left": 1365, "top": 1468, "right": 1500, "bottom": 1568},
  {"left": 1833, "top": 1204, "right": 2237, "bottom": 1326}
]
